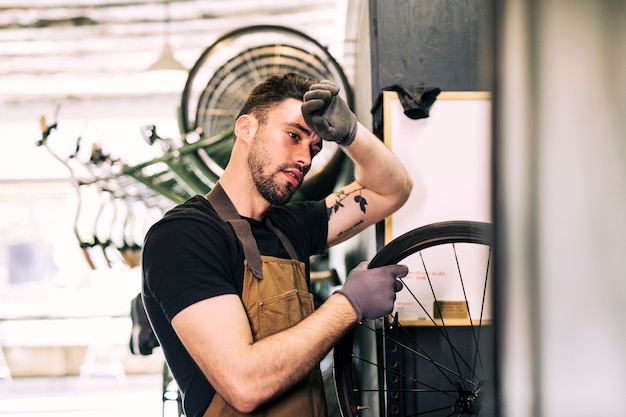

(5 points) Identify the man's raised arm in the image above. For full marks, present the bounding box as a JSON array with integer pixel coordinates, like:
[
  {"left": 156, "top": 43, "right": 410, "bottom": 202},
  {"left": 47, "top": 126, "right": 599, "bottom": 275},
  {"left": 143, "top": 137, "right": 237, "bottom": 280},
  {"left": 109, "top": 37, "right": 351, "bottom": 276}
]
[{"left": 302, "top": 80, "right": 414, "bottom": 247}]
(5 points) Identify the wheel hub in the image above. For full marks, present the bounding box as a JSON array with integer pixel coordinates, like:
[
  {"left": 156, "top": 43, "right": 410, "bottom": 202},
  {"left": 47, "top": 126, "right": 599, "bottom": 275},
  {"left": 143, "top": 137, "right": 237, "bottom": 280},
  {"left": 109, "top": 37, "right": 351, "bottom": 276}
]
[{"left": 453, "top": 383, "right": 482, "bottom": 415}]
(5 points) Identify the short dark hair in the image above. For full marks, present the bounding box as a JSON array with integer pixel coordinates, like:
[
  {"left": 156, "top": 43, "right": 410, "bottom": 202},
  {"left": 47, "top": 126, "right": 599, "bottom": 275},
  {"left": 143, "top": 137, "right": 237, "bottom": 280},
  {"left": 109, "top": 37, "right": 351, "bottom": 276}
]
[{"left": 235, "top": 72, "right": 316, "bottom": 129}]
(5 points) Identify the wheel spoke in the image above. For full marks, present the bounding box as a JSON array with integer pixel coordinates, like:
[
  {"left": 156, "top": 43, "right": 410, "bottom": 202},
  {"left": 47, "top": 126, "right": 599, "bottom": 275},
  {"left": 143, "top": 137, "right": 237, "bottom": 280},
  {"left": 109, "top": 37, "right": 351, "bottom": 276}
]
[
  {"left": 420, "top": 250, "right": 467, "bottom": 391},
  {"left": 358, "top": 323, "right": 475, "bottom": 391},
  {"left": 393, "top": 274, "right": 484, "bottom": 385}
]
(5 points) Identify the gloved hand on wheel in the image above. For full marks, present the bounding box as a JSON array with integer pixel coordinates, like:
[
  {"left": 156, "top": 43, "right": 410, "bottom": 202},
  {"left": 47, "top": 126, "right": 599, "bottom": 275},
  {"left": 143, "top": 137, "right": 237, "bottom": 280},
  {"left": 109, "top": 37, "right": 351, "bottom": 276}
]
[
  {"left": 301, "top": 79, "right": 358, "bottom": 146},
  {"left": 334, "top": 261, "right": 408, "bottom": 321}
]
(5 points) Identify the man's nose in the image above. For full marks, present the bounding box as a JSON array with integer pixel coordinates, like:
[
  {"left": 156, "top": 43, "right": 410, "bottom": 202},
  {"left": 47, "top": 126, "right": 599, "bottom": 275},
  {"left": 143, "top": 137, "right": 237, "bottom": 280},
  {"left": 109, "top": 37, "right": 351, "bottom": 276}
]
[{"left": 294, "top": 144, "right": 312, "bottom": 167}]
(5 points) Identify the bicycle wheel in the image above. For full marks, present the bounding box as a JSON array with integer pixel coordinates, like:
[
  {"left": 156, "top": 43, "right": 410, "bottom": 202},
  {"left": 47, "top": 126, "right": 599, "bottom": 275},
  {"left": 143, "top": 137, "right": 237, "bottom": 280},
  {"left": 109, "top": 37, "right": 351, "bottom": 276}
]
[{"left": 334, "top": 221, "right": 495, "bottom": 417}]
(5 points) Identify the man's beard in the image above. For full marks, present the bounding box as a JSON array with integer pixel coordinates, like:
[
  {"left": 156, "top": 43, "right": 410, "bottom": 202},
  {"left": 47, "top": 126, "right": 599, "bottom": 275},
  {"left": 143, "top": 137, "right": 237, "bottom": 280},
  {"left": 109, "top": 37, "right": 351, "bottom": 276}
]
[{"left": 247, "top": 134, "right": 304, "bottom": 205}]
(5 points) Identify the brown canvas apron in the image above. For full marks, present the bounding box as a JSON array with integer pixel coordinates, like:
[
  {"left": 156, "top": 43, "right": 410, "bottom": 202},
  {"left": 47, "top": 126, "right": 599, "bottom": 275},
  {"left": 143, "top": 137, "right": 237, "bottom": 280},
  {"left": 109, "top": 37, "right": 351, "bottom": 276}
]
[{"left": 202, "top": 183, "right": 328, "bottom": 417}]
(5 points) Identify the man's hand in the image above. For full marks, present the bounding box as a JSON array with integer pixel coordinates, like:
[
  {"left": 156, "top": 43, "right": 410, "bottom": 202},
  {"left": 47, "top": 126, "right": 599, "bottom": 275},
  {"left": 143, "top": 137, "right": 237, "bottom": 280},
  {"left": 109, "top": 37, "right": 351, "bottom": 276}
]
[
  {"left": 301, "top": 80, "right": 358, "bottom": 146},
  {"left": 334, "top": 261, "right": 408, "bottom": 321}
]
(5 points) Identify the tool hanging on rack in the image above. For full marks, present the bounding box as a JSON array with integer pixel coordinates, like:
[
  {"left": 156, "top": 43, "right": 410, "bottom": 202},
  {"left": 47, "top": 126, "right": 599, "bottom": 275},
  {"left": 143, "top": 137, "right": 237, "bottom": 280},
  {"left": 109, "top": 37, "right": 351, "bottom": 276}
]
[{"left": 36, "top": 107, "right": 216, "bottom": 269}]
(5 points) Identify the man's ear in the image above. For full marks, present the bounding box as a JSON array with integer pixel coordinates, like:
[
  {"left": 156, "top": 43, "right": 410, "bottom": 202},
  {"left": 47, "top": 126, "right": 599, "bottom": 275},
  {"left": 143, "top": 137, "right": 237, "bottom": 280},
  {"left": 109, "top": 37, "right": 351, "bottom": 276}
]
[{"left": 234, "top": 114, "right": 258, "bottom": 143}]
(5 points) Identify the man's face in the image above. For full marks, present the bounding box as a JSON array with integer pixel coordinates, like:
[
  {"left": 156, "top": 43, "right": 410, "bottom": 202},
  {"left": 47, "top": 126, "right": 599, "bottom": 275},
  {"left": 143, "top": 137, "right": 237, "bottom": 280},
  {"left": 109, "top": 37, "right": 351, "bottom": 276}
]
[{"left": 247, "top": 99, "right": 322, "bottom": 205}]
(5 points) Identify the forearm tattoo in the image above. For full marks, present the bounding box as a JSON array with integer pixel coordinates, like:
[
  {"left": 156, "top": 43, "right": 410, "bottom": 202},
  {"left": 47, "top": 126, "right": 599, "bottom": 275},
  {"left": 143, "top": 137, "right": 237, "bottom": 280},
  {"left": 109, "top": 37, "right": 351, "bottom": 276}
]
[{"left": 327, "top": 187, "right": 368, "bottom": 220}]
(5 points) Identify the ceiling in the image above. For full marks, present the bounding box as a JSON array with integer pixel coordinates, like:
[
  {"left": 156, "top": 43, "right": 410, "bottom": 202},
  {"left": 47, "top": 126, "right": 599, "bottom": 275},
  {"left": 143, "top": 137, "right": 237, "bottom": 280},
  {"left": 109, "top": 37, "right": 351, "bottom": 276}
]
[
  {"left": 0, "top": 0, "right": 356, "bottom": 106},
  {"left": 0, "top": 0, "right": 363, "bottom": 183}
]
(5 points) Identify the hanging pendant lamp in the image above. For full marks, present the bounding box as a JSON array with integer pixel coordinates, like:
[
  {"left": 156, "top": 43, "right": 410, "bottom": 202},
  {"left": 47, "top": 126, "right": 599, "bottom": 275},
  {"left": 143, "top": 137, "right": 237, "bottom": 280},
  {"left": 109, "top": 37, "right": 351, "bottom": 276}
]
[
  {"left": 146, "top": 1, "right": 186, "bottom": 72},
  {"left": 147, "top": 41, "right": 186, "bottom": 71}
]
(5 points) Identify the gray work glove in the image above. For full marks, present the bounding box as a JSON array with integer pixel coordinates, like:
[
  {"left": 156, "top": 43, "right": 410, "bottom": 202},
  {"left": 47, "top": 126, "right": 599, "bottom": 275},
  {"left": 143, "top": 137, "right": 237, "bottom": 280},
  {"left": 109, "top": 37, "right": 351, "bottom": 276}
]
[
  {"left": 335, "top": 261, "right": 408, "bottom": 321},
  {"left": 301, "top": 80, "right": 358, "bottom": 146}
]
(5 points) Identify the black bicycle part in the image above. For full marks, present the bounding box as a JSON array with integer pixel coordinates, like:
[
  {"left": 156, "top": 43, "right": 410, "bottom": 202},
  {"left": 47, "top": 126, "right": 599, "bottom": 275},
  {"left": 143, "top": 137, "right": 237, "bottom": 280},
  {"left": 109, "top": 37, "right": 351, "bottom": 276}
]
[{"left": 334, "top": 221, "right": 495, "bottom": 417}]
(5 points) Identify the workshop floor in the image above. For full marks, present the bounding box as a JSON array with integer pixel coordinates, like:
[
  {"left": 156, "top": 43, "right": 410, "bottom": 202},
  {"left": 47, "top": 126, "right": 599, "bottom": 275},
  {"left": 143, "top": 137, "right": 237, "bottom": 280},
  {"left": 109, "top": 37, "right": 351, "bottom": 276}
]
[{"left": 0, "top": 373, "right": 173, "bottom": 417}]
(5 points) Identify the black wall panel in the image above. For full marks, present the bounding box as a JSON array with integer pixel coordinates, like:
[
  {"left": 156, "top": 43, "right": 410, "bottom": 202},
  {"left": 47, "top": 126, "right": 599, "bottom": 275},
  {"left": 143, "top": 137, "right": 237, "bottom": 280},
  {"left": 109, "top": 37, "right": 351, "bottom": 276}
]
[{"left": 369, "top": 0, "right": 490, "bottom": 98}]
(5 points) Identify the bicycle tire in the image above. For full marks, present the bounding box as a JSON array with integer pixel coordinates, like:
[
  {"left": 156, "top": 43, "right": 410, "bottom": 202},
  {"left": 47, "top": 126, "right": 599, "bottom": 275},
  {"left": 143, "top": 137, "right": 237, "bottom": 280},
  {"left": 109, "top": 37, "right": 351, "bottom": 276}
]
[
  {"left": 334, "top": 221, "right": 495, "bottom": 417},
  {"left": 181, "top": 25, "right": 352, "bottom": 135}
]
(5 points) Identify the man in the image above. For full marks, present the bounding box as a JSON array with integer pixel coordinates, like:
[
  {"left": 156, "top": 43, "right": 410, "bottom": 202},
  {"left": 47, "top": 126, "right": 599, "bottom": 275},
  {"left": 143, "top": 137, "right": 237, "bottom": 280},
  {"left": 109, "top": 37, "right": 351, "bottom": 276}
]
[{"left": 142, "top": 73, "right": 413, "bottom": 417}]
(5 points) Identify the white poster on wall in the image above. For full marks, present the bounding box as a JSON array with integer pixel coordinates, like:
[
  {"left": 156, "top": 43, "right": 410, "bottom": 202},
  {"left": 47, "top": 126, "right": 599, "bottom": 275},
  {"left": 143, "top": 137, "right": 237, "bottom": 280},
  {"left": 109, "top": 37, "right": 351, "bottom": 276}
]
[
  {"left": 385, "top": 91, "right": 492, "bottom": 238},
  {"left": 382, "top": 91, "right": 492, "bottom": 323}
]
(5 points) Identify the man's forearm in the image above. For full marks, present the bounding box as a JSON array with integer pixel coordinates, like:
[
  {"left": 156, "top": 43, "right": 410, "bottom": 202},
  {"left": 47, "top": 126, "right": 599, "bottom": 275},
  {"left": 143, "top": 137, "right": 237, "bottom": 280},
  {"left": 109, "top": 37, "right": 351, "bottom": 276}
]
[{"left": 224, "top": 293, "right": 357, "bottom": 412}]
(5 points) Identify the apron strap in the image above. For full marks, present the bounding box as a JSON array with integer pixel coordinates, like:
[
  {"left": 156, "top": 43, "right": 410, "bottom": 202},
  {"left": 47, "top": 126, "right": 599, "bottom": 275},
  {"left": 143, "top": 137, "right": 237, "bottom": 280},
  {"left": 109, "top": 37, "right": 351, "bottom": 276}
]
[
  {"left": 206, "top": 183, "right": 264, "bottom": 280},
  {"left": 206, "top": 183, "right": 301, "bottom": 280},
  {"left": 266, "top": 219, "right": 298, "bottom": 260}
]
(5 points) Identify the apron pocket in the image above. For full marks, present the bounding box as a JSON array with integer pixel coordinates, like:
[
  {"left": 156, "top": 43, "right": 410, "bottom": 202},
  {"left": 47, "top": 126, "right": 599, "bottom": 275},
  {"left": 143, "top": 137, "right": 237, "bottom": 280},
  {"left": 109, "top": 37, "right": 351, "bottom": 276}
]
[{"left": 259, "top": 289, "right": 314, "bottom": 338}]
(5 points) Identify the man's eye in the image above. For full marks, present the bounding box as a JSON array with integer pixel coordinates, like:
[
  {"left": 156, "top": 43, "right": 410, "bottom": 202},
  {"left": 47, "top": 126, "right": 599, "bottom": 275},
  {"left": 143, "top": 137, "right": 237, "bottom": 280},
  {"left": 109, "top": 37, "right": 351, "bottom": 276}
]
[{"left": 288, "top": 132, "right": 300, "bottom": 141}]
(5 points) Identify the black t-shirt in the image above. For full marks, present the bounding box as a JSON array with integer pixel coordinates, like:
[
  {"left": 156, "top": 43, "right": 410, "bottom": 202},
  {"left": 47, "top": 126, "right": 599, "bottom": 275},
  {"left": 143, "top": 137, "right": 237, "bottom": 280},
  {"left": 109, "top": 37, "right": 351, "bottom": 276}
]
[{"left": 142, "top": 195, "right": 328, "bottom": 417}]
